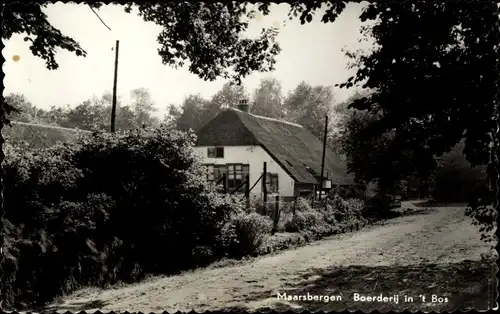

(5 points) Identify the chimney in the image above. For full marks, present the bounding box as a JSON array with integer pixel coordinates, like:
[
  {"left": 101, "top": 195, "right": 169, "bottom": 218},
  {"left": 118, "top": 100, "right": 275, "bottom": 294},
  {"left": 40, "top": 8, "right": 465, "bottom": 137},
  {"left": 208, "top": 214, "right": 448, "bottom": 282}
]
[{"left": 237, "top": 99, "right": 250, "bottom": 112}]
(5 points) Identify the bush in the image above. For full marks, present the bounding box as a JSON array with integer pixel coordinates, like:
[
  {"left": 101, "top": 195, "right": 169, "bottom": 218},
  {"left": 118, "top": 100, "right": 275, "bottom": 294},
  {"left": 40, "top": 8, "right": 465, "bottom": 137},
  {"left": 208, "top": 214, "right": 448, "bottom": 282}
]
[
  {"left": 465, "top": 189, "right": 497, "bottom": 243},
  {"left": 282, "top": 194, "right": 366, "bottom": 234},
  {"left": 284, "top": 211, "right": 306, "bottom": 232},
  {"left": 324, "top": 195, "right": 363, "bottom": 222},
  {"left": 277, "top": 211, "right": 293, "bottom": 232},
  {"left": 295, "top": 197, "right": 313, "bottom": 212},
  {"left": 218, "top": 212, "right": 273, "bottom": 258},
  {"left": 1, "top": 126, "right": 240, "bottom": 309}
]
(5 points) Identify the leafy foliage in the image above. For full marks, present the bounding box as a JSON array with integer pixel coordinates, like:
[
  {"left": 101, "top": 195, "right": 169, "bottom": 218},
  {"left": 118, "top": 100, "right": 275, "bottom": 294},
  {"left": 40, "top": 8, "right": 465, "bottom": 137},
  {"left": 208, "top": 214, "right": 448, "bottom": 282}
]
[
  {"left": 2, "top": 3, "right": 87, "bottom": 70},
  {"left": 432, "top": 141, "right": 488, "bottom": 202},
  {"left": 282, "top": 195, "right": 366, "bottom": 235},
  {"left": 4, "top": 91, "right": 159, "bottom": 132},
  {"left": 332, "top": 92, "right": 409, "bottom": 191},
  {"left": 129, "top": 2, "right": 281, "bottom": 83},
  {"left": 169, "top": 78, "right": 338, "bottom": 147},
  {"left": 251, "top": 78, "right": 285, "bottom": 119},
  {"left": 130, "top": 88, "right": 159, "bottom": 128},
  {"left": 174, "top": 94, "right": 213, "bottom": 132},
  {"left": 332, "top": 1, "right": 498, "bottom": 179},
  {"left": 1, "top": 126, "right": 237, "bottom": 308},
  {"left": 283, "top": 82, "right": 336, "bottom": 141},
  {"left": 2, "top": 130, "right": 381, "bottom": 309},
  {"left": 218, "top": 212, "right": 273, "bottom": 258},
  {"left": 2, "top": 94, "right": 39, "bottom": 124},
  {"left": 3, "top": 3, "right": 281, "bottom": 82},
  {"left": 297, "top": 1, "right": 498, "bottom": 236}
]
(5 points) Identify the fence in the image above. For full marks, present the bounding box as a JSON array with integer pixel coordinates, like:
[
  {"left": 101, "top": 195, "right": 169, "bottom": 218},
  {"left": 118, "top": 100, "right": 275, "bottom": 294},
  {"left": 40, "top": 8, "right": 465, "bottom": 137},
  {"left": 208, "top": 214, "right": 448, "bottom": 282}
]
[
  {"left": 212, "top": 162, "right": 339, "bottom": 234},
  {"left": 211, "top": 162, "right": 287, "bottom": 234}
]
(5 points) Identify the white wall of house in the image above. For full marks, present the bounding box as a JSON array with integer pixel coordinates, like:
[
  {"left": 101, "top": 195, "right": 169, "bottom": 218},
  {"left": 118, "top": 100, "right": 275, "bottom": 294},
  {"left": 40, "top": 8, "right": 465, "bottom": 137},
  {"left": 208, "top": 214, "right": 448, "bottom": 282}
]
[{"left": 193, "top": 145, "right": 295, "bottom": 197}]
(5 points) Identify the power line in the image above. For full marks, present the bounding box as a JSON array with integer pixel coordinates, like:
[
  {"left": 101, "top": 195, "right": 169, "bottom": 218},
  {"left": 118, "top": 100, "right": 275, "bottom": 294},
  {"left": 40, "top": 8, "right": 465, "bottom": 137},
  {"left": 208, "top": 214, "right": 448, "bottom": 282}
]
[{"left": 89, "top": 5, "right": 112, "bottom": 31}]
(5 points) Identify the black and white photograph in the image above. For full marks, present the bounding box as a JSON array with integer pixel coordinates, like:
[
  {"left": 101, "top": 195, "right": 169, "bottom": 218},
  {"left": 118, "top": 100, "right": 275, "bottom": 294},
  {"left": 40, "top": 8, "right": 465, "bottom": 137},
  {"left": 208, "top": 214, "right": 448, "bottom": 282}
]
[{"left": 0, "top": 1, "right": 498, "bottom": 312}]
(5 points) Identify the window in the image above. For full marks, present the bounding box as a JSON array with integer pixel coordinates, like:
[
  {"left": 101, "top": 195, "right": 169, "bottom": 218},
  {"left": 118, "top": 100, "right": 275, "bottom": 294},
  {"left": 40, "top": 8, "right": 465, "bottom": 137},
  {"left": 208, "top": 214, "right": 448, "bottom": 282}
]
[
  {"left": 207, "top": 147, "right": 224, "bottom": 158},
  {"left": 206, "top": 165, "right": 215, "bottom": 181},
  {"left": 227, "top": 164, "right": 250, "bottom": 192},
  {"left": 214, "top": 165, "right": 227, "bottom": 182},
  {"left": 205, "top": 164, "right": 227, "bottom": 183},
  {"left": 216, "top": 147, "right": 224, "bottom": 158},
  {"left": 205, "top": 163, "right": 249, "bottom": 192},
  {"left": 262, "top": 173, "right": 279, "bottom": 194}
]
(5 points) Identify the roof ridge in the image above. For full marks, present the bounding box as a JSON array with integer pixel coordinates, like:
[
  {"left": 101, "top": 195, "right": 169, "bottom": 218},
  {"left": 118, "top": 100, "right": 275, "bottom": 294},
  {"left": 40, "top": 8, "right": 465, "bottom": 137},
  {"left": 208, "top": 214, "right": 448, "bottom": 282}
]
[
  {"left": 228, "top": 107, "right": 303, "bottom": 128},
  {"left": 11, "top": 121, "right": 91, "bottom": 133}
]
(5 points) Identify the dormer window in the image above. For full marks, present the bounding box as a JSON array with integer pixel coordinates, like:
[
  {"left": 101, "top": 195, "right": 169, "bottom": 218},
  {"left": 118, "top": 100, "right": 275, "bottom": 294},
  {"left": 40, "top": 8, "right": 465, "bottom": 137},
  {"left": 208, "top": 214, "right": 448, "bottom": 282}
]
[{"left": 207, "top": 147, "right": 224, "bottom": 158}]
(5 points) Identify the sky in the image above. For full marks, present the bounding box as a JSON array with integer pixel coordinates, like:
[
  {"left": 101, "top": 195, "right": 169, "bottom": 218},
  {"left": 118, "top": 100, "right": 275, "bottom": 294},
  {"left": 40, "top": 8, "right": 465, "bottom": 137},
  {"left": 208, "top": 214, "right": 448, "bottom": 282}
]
[{"left": 3, "top": 2, "right": 373, "bottom": 118}]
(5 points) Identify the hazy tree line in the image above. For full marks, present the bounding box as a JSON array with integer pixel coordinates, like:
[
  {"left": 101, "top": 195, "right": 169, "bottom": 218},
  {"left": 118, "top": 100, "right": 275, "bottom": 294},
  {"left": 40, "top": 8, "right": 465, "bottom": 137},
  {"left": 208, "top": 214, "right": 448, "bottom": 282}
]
[
  {"left": 7, "top": 76, "right": 487, "bottom": 204},
  {"left": 169, "top": 78, "right": 337, "bottom": 146},
  {"left": 6, "top": 87, "right": 160, "bottom": 131},
  {"left": 7, "top": 78, "right": 338, "bottom": 144}
]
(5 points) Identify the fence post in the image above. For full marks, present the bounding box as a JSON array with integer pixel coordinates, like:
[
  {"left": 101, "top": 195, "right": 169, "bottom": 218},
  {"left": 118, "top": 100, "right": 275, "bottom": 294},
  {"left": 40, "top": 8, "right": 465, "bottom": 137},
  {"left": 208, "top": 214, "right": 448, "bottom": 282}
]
[
  {"left": 311, "top": 185, "right": 316, "bottom": 208},
  {"left": 272, "top": 195, "right": 280, "bottom": 235},
  {"left": 245, "top": 174, "right": 250, "bottom": 210},
  {"left": 222, "top": 173, "right": 227, "bottom": 194},
  {"left": 293, "top": 196, "right": 297, "bottom": 217},
  {"left": 262, "top": 162, "right": 267, "bottom": 211}
]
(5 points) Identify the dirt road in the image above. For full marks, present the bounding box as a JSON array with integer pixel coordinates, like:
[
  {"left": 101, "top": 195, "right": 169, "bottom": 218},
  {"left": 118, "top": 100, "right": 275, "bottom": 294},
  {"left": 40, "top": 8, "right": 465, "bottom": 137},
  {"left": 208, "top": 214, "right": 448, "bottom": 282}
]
[{"left": 48, "top": 204, "right": 494, "bottom": 312}]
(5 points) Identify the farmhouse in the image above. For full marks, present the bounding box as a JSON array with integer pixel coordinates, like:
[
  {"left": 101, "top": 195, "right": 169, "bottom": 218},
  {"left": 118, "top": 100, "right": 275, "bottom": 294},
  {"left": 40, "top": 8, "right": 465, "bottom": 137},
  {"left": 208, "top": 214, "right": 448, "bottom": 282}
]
[
  {"left": 3, "top": 121, "right": 90, "bottom": 149},
  {"left": 194, "top": 102, "right": 355, "bottom": 199}
]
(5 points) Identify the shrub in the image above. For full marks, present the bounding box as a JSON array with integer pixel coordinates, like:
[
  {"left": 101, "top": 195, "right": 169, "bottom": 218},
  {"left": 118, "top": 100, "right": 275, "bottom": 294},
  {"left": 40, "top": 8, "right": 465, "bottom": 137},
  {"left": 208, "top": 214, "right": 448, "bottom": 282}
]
[
  {"left": 322, "top": 209, "right": 338, "bottom": 225},
  {"left": 284, "top": 211, "right": 306, "bottom": 232},
  {"left": 247, "top": 196, "right": 267, "bottom": 215},
  {"left": 1, "top": 126, "right": 240, "bottom": 309},
  {"left": 465, "top": 189, "right": 497, "bottom": 243},
  {"left": 191, "top": 245, "right": 215, "bottom": 267},
  {"left": 277, "top": 211, "right": 293, "bottom": 232},
  {"left": 361, "top": 197, "right": 391, "bottom": 220},
  {"left": 295, "top": 197, "right": 313, "bottom": 212},
  {"left": 302, "top": 210, "right": 323, "bottom": 228},
  {"left": 218, "top": 212, "right": 273, "bottom": 258}
]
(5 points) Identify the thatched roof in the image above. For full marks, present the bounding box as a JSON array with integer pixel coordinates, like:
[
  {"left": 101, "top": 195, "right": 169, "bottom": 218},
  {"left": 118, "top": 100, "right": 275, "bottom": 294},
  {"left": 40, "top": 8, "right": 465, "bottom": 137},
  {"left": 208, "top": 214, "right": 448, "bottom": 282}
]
[
  {"left": 196, "top": 108, "right": 354, "bottom": 185},
  {"left": 3, "top": 121, "right": 90, "bottom": 149}
]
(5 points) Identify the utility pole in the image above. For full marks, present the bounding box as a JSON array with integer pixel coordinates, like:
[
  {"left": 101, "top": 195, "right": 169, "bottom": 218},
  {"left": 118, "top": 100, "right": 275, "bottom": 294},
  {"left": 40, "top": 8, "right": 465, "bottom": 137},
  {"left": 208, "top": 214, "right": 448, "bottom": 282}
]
[
  {"left": 320, "top": 115, "right": 328, "bottom": 193},
  {"left": 111, "top": 40, "right": 120, "bottom": 133}
]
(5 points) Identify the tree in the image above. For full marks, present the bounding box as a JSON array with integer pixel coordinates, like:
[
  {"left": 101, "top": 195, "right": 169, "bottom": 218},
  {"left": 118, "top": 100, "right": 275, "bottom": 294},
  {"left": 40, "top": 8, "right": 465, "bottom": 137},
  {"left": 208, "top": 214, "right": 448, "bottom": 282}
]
[
  {"left": 113, "top": 105, "right": 137, "bottom": 131},
  {"left": 198, "top": 82, "right": 249, "bottom": 127},
  {"left": 170, "top": 82, "right": 249, "bottom": 132},
  {"left": 175, "top": 94, "right": 211, "bottom": 132},
  {"left": 433, "top": 141, "right": 488, "bottom": 203},
  {"left": 99, "top": 92, "right": 140, "bottom": 131},
  {"left": 164, "top": 104, "right": 183, "bottom": 127},
  {"left": 3, "top": 94, "right": 71, "bottom": 126},
  {"left": 4, "top": 1, "right": 496, "bottom": 236},
  {"left": 4, "top": 94, "right": 38, "bottom": 123},
  {"left": 130, "top": 88, "right": 159, "bottom": 128},
  {"left": 2, "top": 2, "right": 280, "bottom": 82},
  {"left": 283, "top": 82, "right": 336, "bottom": 141},
  {"left": 334, "top": 2, "right": 497, "bottom": 171},
  {"left": 62, "top": 99, "right": 106, "bottom": 130},
  {"left": 211, "top": 82, "right": 249, "bottom": 110},
  {"left": 2, "top": 3, "right": 87, "bottom": 70},
  {"left": 251, "top": 78, "right": 284, "bottom": 119},
  {"left": 333, "top": 93, "right": 401, "bottom": 191},
  {"left": 41, "top": 106, "right": 70, "bottom": 126},
  {"left": 56, "top": 93, "right": 137, "bottom": 131},
  {"left": 294, "top": 1, "right": 497, "bottom": 238}
]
